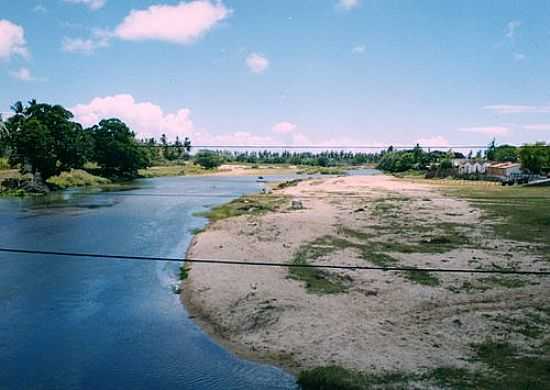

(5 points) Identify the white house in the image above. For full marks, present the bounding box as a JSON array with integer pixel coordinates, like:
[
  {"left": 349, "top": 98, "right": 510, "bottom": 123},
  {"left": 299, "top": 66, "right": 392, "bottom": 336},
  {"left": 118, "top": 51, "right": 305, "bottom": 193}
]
[{"left": 454, "top": 160, "right": 489, "bottom": 175}]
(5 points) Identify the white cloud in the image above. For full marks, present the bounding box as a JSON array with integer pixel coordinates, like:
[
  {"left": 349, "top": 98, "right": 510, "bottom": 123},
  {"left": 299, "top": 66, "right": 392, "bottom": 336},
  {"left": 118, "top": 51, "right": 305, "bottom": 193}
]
[
  {"left": 524, "top": 124, "right": 550, "bottom": 131},
  {"left": 415, "top": 136, "right": 449, "bottom": 147},
  {"left": 114, "top": 1, "right": 230, "bottom": 44},
  {"left": 62, "top": 30, "right": 110, "bottom": 54},
  {"left": 513, "top": 52, "right": 526, "bottom": 62},
  {"left": 352, "top": 45, "right": 366, "bottom": 54},
  {"left": 246, "top": 53, "right": 269, "bottom": 73},
  {"left": 338, "top": 0, "right": 360, "bottom": 10},
  {"left": 458, "top": 126, "right": 510, "bottom": 136},
  {"left": 33, "top": 4, "right": 47, "bottom": 13},
  {"left": 71, "top": 94, "right": 286, "bottom": 146},
  {"left": 482, "top": 104, "right": 550, "bottom": 114},
  {"left": 71, "top": 94, "right": 195, "bottom": 140},
  {"left": 0, "top": 20, "right": 30, "bottom": 60},
  {"left": 195, "top": 131, "right": 279, "bottom": 147},
  {"left": 272, "top": 121, "right": 297, "bottom": 134},
  {"left": 506, "top": 20, "right": 521, "bottom": 39},
  {"left": 10, "top": 67, "right": 33, "bottom": 81},
  {"left": 64, "top": 0, "right": 106, "bottom": 11}
]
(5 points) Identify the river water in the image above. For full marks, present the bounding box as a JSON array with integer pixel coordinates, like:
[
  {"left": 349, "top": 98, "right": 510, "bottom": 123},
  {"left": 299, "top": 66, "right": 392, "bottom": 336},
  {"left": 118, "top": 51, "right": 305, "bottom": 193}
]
[{"left": 0, "top": 176, "right": 298, "bottom": 390}]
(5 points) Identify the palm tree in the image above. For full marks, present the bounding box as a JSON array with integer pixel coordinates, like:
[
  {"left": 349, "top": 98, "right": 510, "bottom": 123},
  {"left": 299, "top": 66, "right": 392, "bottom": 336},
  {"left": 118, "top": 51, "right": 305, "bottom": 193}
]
[{"left": 10, "top": 101, "right": 24, "bottom": 115}]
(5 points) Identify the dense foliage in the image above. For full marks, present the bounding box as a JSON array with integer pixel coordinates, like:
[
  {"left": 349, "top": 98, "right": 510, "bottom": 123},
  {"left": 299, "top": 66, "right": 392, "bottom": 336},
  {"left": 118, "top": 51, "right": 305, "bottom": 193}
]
[
  {"left": 518, "top": 142, "right": 550, "bottom": 174},
  {"left": 195, "top": 150, "right": 379, "bottom": 167},
  {"left": 90, "top": 119, "right": 151, "bottom": 178},
  {"left": 0, "top": 101, "right": 91, "bottom": 180},
  {"left": 377, "top": 145, "right": 460, "bottom": 173},
  {"left": 194, "top": 150, "right": 225, "bottom": 169},
  {"left": 0, "top": 100, "right": 182, "bottom": 185}
]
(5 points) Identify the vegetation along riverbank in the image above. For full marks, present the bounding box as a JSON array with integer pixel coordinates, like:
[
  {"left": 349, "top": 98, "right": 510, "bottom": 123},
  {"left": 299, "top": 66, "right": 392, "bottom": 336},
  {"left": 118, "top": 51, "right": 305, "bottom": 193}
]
[{"left": 182, "top": 174, "right": 550, "bottom": 389}]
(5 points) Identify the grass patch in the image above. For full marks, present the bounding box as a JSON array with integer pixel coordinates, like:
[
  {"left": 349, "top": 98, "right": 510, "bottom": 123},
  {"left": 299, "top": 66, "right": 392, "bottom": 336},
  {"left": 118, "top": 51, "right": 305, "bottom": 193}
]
[
  {"left": 444, "top": 183, "right": 550, "bottom": 244},
  {"left": 296, "top": 166, "right": 346, "bottom": 175},
  {"left": 0, "top": 157, "right": 9, "bottom": 170},
  {"left": 298, "top": 339, "right": 550, "bottom": 389},
  {"left": 139, "top": 163, "right": 213, "bottom": 178},
  {"left": 195, "top": 194, "right": 288, "bottom": 222},
  {"left": 46, "top": 169, "right": 111, "bottom": 189},
  {"left": 401, "top": 267, "right": 440, "bottom": 286},
  {"left": 273, "top": 179, "right": 302, "bottom": 190},
  {"left": 451, "top": 276, "right": 529, "bottom": 293},
  {"left": 288, "top": 236, "right": 351, "bottom": 294},
  {"left": 190, "top": 227, "right": 205, "bottom": 235},
  {"left": 297, "top": 366, "right": 412, "bottom": 390},
  {"left": 179, "top": 265, "right": 189, "bottom": 281}
]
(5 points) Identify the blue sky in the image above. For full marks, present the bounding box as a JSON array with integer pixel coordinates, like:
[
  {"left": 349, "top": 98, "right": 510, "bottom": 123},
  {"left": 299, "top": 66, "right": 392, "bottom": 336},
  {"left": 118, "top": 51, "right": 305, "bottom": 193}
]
[{"left": 1, "top": 0, "right": 550, "bottom": 147}]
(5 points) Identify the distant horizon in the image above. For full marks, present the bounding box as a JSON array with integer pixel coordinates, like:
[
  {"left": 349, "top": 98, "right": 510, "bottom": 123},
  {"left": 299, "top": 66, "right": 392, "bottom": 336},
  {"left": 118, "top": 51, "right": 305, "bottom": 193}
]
[{"left": 2, "top": 1, "right": 550, "bottom": 147}]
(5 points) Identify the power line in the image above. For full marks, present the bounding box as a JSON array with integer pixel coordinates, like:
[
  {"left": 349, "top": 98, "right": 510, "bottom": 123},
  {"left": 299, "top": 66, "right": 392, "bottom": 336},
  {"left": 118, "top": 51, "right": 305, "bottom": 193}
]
[{"left": 0, "top": 247, "right": 548, "bottom": 276}]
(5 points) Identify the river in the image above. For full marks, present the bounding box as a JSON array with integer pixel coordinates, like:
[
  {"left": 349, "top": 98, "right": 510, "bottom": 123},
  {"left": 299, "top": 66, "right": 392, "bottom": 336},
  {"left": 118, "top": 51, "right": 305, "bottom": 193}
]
[{"left": 0, "top": 176, "right": 298, "bottom": 390}]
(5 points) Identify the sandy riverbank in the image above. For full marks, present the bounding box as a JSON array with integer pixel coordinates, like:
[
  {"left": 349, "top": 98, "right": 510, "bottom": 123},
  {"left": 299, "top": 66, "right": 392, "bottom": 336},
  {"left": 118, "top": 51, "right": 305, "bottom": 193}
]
[{"left": 181, "top": 174, "right": 550, "bottom": 378}]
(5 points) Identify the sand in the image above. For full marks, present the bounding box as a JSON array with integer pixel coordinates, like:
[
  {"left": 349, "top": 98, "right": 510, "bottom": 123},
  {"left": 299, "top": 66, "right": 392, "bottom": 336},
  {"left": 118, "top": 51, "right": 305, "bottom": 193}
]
[{"left": 181, "top": 174, "right": 549, "bottom": 375}]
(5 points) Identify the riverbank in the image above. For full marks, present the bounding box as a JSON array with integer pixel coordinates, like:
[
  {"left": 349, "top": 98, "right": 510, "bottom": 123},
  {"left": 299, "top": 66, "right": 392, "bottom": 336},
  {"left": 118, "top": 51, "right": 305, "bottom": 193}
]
[
  {"left": 181, "top": 174, "right": 550, "bottom": 388},
  {"left": 0, "top": 163, "right": 350, "bottom": 196}
]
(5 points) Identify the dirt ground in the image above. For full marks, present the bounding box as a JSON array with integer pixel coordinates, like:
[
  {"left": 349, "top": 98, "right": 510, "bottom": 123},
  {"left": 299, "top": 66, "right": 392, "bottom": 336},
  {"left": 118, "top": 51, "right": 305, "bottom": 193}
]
[{"left": 181, "top": 175, "right": 550, "bottom": 376}]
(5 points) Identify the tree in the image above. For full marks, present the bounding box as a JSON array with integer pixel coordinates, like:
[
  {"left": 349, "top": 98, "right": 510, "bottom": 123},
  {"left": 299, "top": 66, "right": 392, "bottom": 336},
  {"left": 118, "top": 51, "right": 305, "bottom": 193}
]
[
  {"left": 493, "top": 145, "right": 518, "bottom": 162},
  {"left": 485, "top": 139, "right": 497, "bottom": 161},
  {"left": 90, "top": 118, "right": 151, "bottom": 178},
  {"left": 194, "top": 150, "right": 224, "bottom": 169},
  {"left": 1, "top": 101, "right": 91, "bottom": 180},
  {"left": 519, "top": 143, "right": 550, "bottom": 174}
]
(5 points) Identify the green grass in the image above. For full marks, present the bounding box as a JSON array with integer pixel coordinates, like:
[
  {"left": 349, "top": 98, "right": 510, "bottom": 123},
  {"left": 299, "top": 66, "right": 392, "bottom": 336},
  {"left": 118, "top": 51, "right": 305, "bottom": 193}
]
[
  {"left": 401, "top": 267, "right": 440, "bottom": 286},
  {"left": 139, "top": 163, "right": 212, "bottom": 178},
  {"left": 195, "top": 194, "right": 288, "bottom": 222},
  {"left": 179, "top": 265, "right": 189, "bottom": 281},
  {"left": 46, "top": 169, "right": 111, "bottom": 189},
  {"left": 273, "top": 179, "right": 302, "bottom": 190},
  {"left": 296, "top": 166, "right": 346, "bottom": 175},
  {"left": 297, "top": 366, "right": 412, "bottom": 390},
  {"left": 451, "top": 276, "right": 529, "bottom": 293},
  {"left": 190, "top": 227, "right": 205, "bottom": 235},
  {"left": 0, "top": 157, "right": 9, "bottom": 170},
  {"left": 444, "top": 183, "right": 550, "bottom": 244},
  {"left": 298, "top": 339, "right": 550, "bottom": 390},
  {"left": 288, "top": 236, "right": 351, "bottom": 294},
  {"left": 338, "top": 226, "right": 470, "bottom": 255}
]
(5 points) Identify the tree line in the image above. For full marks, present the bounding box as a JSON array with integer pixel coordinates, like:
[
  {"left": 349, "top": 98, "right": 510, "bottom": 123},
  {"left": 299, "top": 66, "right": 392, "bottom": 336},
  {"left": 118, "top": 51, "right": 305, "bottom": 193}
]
[
  {"left": 377, "top": 141, "right": 550, "bottom": 175},
  {"left": 0, "top": 100, "right": 191, "bottom": 184}
]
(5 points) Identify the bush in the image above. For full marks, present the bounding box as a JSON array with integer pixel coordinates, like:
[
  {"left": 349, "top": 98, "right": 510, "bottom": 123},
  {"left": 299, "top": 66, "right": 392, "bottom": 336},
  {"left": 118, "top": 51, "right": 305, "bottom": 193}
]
[
  {"left": 194, "top": 150, "right": 224, "bottom": 169},
  {"left": 0, "top": 157, "right": 9, "bottom": 170}
]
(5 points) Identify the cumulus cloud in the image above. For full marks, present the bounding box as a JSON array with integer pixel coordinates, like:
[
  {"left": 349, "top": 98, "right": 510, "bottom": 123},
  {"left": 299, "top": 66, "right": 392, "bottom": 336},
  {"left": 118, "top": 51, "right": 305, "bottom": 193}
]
[
  {"left": 63, "top": 1, "right": 230, "bottom": 55},
  {"left": 482, "top": 104, "right": 550, "bottom": 114},
  {"left": 415, "top": 136, "right": 449, "bottom": 147},
  {"left": 10, "top": 67, "right": 33, "bottom": 81},
  {"left": 272, "top": 121, "right": 297, "bottom": 134},
  {"left": 64, "top": 0, "right": 106, "bottom": 11},
  {"left": 338, "top": 0, "right": 360, "bottom": 10},
  {"left": 246, "top": 53, "right": 269, "bottom": 73},
  {"left": 70, "top": 94, "right": 286, "bottom": 146},
  {"left": 62, "top": 30, "right": 110, "bottom": 54},
  {"left": 114, "top": 1, "right": 230, "bottom": 44},
  {"left": 458, "top": 126, "right": 510, "bottom": 136},
  {"left": 0, "top": 20, "right": 30, "bottom": 60},
  {"left": 71, "top": 94, "right": 195, "bottom": 140},
  {"left": 352, "top": 45, "right": 365, "bottom": 54}
]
